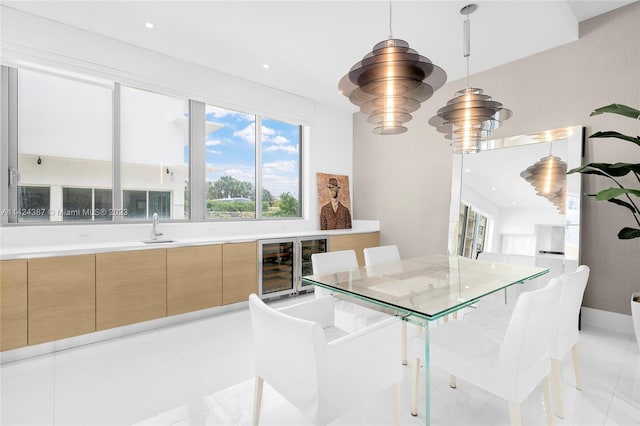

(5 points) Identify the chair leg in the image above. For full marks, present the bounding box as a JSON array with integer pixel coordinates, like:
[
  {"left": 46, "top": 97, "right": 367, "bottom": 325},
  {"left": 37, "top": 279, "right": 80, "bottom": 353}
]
[
  {"left": 542, "top": 374, "right": 555, "bottom": 426},
  {"left": 551, "top": 359, "right": 564, "bottom": 419},
  {"left": 393, "top": 383, "right": 401, "bottom": 426},
  {"left": 252, "top": 376, "right": 264, "bottom": 426},
  {"left": 508, "top": 401, "right": 522, "bottom": 426},
  {"left": 410, "top": 357, "right": 420, "bottom": 416},
  {"left": 571, "top": 343, "right": 583, "bottom": 390},
  {"left": 402, "top": 321, "right": 408, "bottom": 365},
  {"left": 449, "top": 374, "right": 457, "bottom": 388}
]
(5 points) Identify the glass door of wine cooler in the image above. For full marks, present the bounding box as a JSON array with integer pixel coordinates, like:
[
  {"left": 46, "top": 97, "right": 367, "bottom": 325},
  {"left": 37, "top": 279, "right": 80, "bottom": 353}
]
[
  {"left": 297, "top": 236, "right": 328, "bottom": 293},
  {"left": 259, "top": 239, "right": 296, "bottom": 299}
]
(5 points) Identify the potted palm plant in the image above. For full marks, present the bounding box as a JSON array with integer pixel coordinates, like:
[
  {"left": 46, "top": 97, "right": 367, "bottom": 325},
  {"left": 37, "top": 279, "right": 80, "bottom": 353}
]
[{"left": 568, "top": 103, "right": 640, "bottom": 349}]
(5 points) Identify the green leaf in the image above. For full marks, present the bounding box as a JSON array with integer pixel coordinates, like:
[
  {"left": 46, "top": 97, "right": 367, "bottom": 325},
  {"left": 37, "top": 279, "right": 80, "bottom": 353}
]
[
  {"left": 590, "top": 131, "right": 640, "bottom": 146},
  {"left": 590, "top": 104, "right": 640, "bottom": 119},
  {"left": 618, "top": 227, "right": 640, "bottom": 239},
  {"left": 607, "top": 198, "right": 638, "bottom": 214},
  {"left": 568, "top": 162, "right": 640, "bottom": 177},
  {"left": 595, "top": 187, "right": 640, "bottom": 200}
]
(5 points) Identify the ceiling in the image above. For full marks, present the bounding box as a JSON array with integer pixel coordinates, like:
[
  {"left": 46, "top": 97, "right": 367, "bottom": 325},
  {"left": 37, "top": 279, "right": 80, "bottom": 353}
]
[{"left": 2, "top": 1, "right": 634, "bottom": 112}]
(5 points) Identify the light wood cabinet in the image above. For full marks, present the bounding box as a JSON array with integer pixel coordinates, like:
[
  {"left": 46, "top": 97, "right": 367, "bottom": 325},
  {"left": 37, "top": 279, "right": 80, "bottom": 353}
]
[
  {"left": 96, "top": 249, "right": 166, "bottom": 330},
  {"left": 329, "top": 232, "right": 380, "bottom": 267},
  {"left": 222, "top": 241, "right": 257, "bottom": 305},
  {"left": 1, "top": 260, "right": 28, "bottom": 351},
  {"left": 28, "top": 254, "right": 96, "bottom": 345},
  {"left": 167, "top": 245, "right": 222, "bottom": 315}
]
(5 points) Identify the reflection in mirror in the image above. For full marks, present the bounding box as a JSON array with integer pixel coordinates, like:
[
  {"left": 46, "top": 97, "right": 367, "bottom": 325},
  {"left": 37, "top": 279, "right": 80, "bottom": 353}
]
[{"left": 448, "top": 126, "right": 583, "bottom": 273}]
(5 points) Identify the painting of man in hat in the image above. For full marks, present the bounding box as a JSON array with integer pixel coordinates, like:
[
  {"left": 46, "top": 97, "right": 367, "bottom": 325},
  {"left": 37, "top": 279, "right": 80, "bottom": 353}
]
[{"left": 317, "top": 173, "right": 352, "bottom": 230}]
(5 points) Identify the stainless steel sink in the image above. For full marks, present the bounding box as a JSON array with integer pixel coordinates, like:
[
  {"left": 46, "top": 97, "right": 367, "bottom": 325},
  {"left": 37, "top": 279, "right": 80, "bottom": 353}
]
[{"left": 141, "top": 239, "right": 176, "bottom": 244}]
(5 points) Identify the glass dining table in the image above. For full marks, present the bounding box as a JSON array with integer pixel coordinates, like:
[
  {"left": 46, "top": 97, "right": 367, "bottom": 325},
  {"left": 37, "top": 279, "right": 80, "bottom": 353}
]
[{"left": 301, "top": 254, "right": 549, "bottom": 425}]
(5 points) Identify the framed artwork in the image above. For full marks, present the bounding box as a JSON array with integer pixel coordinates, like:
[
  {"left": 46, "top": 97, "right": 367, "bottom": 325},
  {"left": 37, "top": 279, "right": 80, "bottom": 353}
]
[{"left": 316, "top": 173, "right": 352, "bottom": 230}]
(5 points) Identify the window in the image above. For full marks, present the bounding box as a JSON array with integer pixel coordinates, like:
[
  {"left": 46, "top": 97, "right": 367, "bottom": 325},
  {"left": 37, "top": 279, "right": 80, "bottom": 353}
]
[
  {"left": 204, "top": 105, "right": 256, "bottom": 219},
  {"left": 123, "top": 190, "right": 171, "bottom": 219},
  {"left": 120, "top": 86, "right": 188, "bottom": 221},
  {"left": 17, "top": 186, "right": 50, "bottom": 222},
  {"left": 62, "top": 188, "right": 113, "bottom": 221},
  {"left": 260, "top": 118, "right": 301, "bottom": 218},
  {"left": 16, "top": 68, "right": 113, "bottom": 223},
  {"left": 5, "top": 66, "right": 304, "bottom": 225}
]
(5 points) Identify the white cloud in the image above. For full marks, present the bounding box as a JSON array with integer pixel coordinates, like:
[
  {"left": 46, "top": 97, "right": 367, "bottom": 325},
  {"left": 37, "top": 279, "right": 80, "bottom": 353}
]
[
  {"left": 271, "top": 135, "right": 289, "bottom": 144},
  {"left": 265, "top": 145, "right": 298, "bottom": 154},
  {"left": 234, "top": 123, "right": 256, "bottom": 144},
  {"left": 263, "top": 174, "right": 299, "bottom": 198},
  {"left": 206, "top": 106, "right": 252, "bottom": 121},
  {"left": 205, "top": 139, "right": 222, "bottom": 146},
  {"left": 263, "top": 160, "right": 297, "bottom": 173},
  {"left": 206, "top": 149, "right": 222, "bottom": 155}
]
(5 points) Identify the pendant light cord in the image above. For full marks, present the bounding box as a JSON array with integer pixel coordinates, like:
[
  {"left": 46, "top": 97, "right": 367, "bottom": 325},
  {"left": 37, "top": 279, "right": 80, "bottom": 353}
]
[
  {"left": 464, "top": 9, "right": 471, "bottom": 88},
  {"left": 389, "top": 0, "right": 393, "bottom": 39}
]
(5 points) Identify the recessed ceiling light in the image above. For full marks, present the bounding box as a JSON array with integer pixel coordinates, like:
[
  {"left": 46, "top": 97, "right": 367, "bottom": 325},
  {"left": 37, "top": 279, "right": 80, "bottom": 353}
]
[
  {"left": 491, "top": 187, "right": 496, "bottom": 191},
  {"left": 145, "top": 22, "right": 154, "bottom": 29},
  {"left": 512, "top": 201, "right": 517, "bottom": 205},
  {"left": 464, "top": 168, "right": 471, "bottom": 173},
  {"left": 262, "top": 64, "right": 270, "bottom": 70}
]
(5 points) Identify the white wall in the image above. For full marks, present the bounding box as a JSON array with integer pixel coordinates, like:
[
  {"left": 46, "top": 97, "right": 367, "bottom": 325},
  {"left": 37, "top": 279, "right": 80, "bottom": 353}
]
[{"left": 354, "top": 2, "right": 640, "bottom": 314}]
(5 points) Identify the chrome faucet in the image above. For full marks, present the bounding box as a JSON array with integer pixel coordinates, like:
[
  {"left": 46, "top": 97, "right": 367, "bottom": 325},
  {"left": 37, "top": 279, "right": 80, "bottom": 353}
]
[{"left": 151, "top": 212, "right": 163, "bottom": 240}]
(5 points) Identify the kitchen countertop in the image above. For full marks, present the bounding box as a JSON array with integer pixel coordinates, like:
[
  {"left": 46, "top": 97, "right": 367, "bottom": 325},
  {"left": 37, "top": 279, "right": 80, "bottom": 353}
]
[{"left": 0, "top": 224, "right": 379, "bottom": 260}]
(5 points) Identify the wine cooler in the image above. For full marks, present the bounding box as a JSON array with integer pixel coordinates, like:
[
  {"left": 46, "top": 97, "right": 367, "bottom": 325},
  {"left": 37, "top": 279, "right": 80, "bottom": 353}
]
[{"left": 258, "top": 236, "right": 328, "bottom": 299}]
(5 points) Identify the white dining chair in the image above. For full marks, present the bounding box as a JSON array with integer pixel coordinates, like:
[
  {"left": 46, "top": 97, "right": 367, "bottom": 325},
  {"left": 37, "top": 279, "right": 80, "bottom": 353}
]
[
  {"left": 463, "top": 265, "right": 590, "bottom": 419},
  {"left": 363, "top": 244, "right": 411, "bottom": 365},
  {"left": 549, "top": 265, "right": 590, "bottom": 418},
  {"left": 311, "top": 250, "right": 390, "bottom": 332},
  {"left": 363, "top": 244, "right": 400, "bottom": 267},
  {"left": 410, "top": 278, "right": 563, "bottom": 425},
  {"left": 249, "top": 294, "right": 402, "bottom": 426}
]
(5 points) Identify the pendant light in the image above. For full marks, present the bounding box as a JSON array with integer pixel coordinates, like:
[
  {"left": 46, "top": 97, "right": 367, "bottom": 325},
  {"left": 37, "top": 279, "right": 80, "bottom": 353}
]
[
  {"left": 338, "top": 0, "right": 447, "bottom": 135},
  {"left": 429, "top": 4, "right": 512, "bottom": 153},
  {"left": 520, "top": 143, "right": 568, "bottom": 214}
]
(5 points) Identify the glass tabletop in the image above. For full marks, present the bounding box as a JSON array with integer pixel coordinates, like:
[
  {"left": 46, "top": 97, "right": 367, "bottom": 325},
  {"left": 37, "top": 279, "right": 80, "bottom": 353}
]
[{"left": 302, "top": 255, "right": 549, "bottom": 321}]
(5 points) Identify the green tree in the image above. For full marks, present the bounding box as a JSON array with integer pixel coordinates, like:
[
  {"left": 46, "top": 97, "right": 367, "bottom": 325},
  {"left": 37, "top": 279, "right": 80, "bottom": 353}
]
[
  {"left": 208, "top": 176, "right": 255, "bottom": 200},
  {"left": 262, "top": 188, "right": 274, "bottom": 207},
  {"left": 274, "top": 192, "right": 299, "bottom": 217}
]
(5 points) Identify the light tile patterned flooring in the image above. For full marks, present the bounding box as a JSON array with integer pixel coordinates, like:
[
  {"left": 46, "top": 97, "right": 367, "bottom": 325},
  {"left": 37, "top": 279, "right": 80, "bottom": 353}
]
[{"left": 1, "top": 295, "right": 639, "bottom": 425}]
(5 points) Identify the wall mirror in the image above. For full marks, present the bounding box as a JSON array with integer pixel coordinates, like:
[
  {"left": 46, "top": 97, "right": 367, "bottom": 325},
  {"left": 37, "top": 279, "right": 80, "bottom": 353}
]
[{"left": 448, "top": 125, "right": 583, "bottom": 267}]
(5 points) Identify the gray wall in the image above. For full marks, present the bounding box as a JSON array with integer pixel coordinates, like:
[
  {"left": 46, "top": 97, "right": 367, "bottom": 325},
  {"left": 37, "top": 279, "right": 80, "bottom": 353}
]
[{"left": 353, "top": 2, "right": 640, "bottom": 315}]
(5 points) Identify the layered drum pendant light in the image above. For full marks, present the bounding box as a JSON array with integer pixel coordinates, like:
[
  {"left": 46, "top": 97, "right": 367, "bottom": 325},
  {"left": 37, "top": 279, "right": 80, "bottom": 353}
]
[
  {"left": 338, "top": 0, "right": 447, "bottom": 135},
  {"left": 520, "top": 144, "right": 568, "bottom": 214},
  {"left": 429, "top": 4, "right": 512, "bottom": 153}
]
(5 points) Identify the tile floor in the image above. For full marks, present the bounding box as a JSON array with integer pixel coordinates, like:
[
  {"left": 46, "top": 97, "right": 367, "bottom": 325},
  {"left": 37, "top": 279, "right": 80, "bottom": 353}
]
[{"left": 1, "top": 296, "right": 639, "bottom": 426}]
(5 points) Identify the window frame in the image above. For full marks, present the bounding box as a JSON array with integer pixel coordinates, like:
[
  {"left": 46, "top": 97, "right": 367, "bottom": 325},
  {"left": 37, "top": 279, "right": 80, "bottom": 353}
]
[{"left": 1, "top": 65, "right": 305, "bottom": 225}]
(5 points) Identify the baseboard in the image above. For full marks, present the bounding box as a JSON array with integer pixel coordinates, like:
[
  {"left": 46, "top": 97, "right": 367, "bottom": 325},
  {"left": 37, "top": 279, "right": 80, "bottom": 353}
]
[
  {"left": 0, "top": 301, "right": 248, "bottom": 365},
  {"left": 581, "top": 306, "right": 634, "bottom": 335}
]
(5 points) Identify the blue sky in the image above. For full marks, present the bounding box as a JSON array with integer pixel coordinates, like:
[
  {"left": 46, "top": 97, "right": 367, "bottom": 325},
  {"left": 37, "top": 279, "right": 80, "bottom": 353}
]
[{"left": 202, "top": 106, "right": 300, "bottom": 198}]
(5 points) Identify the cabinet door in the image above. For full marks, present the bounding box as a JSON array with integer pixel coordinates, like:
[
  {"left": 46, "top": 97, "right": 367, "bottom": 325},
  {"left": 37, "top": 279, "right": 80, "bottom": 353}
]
[
  {"left": 222, "top": 241, "right": 257, "bottom": 305},
  {"left": 167, "top": 245, "right": 222, "bottom": 315},
  {"left": 1, "top": 259, "right": 28, "bottom": 351},
  {"left": 28, "top": 254, "right": 96, "bottom": 345},
  {"left": 96, "top": 249, "right": 166, "bottom": 330},
  {"left": 329, "top": 232, "right": 380, "bottom": 267}
]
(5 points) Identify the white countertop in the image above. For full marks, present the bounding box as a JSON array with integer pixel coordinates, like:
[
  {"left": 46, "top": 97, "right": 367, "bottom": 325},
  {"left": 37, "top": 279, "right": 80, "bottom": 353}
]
[{"left": 0, "top": 220, "right": 380, "bottom": 260}]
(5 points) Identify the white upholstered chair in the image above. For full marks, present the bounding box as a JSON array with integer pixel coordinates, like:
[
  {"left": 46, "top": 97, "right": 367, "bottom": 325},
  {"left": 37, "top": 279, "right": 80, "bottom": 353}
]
[
  {"left": 363, "top": 245, "right": 411, "bottom": 365},
  {"left": 249, "top": 294, "right": 402, "bottom": 426},
  {"left": 549, "top": 265, "right": 590, "bottom": 418},
  {"left": 311, "top": 250, "right": 389, "bottom": 332},
  {"left": 463, "top": 265, "right": 590, "bottom": 419},
  {"left": 363, "top": 244, "right": 401, "bottom": 267},
  {"left": 410, "top": 278, "right": 563, "bottom": 425}
]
